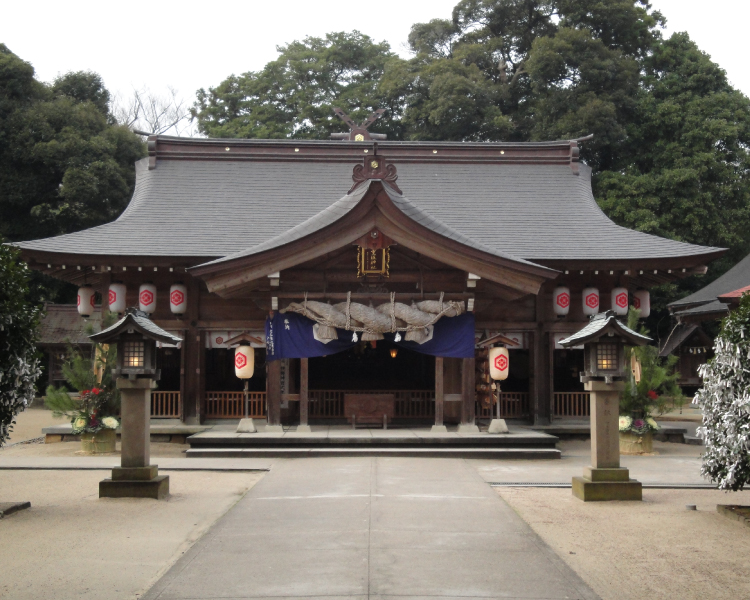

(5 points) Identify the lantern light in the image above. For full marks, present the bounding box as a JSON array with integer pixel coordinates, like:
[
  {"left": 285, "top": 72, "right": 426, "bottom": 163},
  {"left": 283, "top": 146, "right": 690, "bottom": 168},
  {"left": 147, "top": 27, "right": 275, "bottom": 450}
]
[
  {"left": 582, "top": 287, "right": 599, "bottom": 317},
  {"left": 390, "top": 348, "right": 398, "bottom": 358},
  {"left": 553, "top": 286, "right": 571, "bottom": 316},
  {"left": 489, "top": 346, "right": 510, "bottom": 381},
  {"left": 633, "top": 289, "right": 650, "bottom": 318},
  {"left": 169, "top": 283, "right": 187, "bottom": 315},
  {"left": 77, "top": 285, "right": 95, "bottom": 317},
  {"left": 108, "top": 282, "right": 127, "bottom": 314},
  {"left": 234, "top": 345, "right": 255, "bottom": 379},
  {"left": 139, "top": 283, "right": 157, "bottom": 314},
  {"left": 611, "top": 287, "right": 629, "bottom": 316}
]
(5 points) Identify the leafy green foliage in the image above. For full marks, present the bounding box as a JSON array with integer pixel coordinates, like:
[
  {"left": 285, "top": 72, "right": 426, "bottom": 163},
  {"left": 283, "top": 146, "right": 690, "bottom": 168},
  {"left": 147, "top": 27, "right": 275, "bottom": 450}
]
[
  {"left": 0, "top": 244, "right": 42, "bottom": 446},
  {"left": 44, "top": 312, "right": 120, "bottom": 432},
  {"left": 695, "top": 294, "right": 750, "bottom": 490},
  {"left": 192, "top": 32, "right": 402, "bottom": 140},
  {"left": 0, "top": 45, "right": 146, "bottom": 245},
  {"left": 621, "top": 308, "right": 684, "bottom": 419}
]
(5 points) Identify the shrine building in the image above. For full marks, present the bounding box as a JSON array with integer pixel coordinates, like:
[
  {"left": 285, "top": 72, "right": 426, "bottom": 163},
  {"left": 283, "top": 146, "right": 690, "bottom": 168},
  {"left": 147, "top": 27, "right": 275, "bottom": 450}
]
[{"left": 14, "top": 125, "right": 724, "bottom": 428}]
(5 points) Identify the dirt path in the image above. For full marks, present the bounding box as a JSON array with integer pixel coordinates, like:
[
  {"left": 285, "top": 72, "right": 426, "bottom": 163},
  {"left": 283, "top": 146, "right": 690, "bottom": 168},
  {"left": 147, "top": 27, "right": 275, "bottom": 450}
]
[{"left": 497, "top": 487, "right": 750, "bottom": 600}]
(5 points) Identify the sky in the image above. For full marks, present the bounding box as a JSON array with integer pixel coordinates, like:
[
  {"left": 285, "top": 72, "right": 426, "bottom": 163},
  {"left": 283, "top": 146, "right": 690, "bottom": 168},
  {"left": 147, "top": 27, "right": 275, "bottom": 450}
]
[{"left": 3, "top": 0, "right": 749, "bottom": 118}]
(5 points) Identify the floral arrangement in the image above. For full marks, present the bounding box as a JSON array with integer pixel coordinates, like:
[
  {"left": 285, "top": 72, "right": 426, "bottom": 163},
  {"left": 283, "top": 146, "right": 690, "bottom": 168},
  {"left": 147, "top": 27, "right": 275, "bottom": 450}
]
[
  {"left": 69, "top": 388, "right": 120, "bottom": 434},
  {"left": 618, "top": 414, "right": 659, "bottom": 434}
]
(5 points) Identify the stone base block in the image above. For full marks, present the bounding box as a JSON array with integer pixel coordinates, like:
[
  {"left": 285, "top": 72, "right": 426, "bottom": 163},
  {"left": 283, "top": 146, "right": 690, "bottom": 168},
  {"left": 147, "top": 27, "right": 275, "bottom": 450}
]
[
  {"left": 430, "top": 425, "right": 448, "bottom": 433},
  {"left": 295, "top": 424, "right": 312, "bottom": 433},
  {"left": 572, "top": 475, "right": 642, "bottom": 502},
  {"left": 583, "top": 467, "right": 630, "bottom": 482},
  {"left": 237, "top": 418, "right": 257, "bottom": 433},
  {"left": 112, "top": 465, "right": 159, "bottom": 481},
  {"left": 99, "top": 475, "right": 169, "bottom": 500},
  {"left": 457, "top": 423, "right": 480, "bottom": 434},
  {"left": 488, "top": 419, "right": 509, "bottom": 434}
]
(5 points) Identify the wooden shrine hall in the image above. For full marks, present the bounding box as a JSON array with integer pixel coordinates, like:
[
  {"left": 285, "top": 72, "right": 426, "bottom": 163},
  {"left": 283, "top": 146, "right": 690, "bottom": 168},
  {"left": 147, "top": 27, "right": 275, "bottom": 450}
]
[{"left": 14, "top": 117, "right": 724, "bottom": 428}]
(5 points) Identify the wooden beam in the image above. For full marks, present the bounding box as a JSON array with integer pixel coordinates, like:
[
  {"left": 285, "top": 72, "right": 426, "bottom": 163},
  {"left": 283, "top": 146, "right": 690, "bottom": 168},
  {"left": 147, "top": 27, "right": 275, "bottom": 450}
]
[
  {"left": 299, "top": 358, "right": 309, "bottom": 427},
  {"left": 435, "top": 357, "right": 444, "bottom": 427}
]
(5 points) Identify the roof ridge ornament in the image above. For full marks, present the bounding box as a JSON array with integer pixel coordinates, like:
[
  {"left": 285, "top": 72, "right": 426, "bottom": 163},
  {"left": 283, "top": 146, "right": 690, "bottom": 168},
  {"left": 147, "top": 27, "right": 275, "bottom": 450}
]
[
  {"left": 331, "top": 107, "right": 387, "bottom": 141},
  {"left": 350, "top": 144, "right": 401, "bottom": 194}
]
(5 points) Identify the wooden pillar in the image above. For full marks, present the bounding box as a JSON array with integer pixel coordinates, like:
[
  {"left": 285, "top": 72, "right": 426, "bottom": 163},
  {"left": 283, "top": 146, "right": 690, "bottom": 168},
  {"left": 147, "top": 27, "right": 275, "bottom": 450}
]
[
  {"left": 267, "top": 358, "right": 281, "bottom": 426},
  {"left": 434, "top": 357, "right": 444, "bottom": 427},
  {"left": 532, "top": 328, "right": 552, "bottom": 426},
  {"left": 183, "top": 329, "right": 200, "bottom": 423},
  {"left": 299, "top": 358, "right": 309, "bottom": 427},
  {"left": 461, "top": 357, "right": 475, "bottom": 425},
  {"left": 198, "top": 330, "right": 206, "bottom": 422}
]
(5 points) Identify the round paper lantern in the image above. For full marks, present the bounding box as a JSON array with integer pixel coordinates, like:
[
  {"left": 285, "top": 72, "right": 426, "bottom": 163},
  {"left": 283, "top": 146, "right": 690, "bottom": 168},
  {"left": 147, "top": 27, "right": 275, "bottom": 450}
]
[
  {"left": 108, "top": 282, "right": 126, "bottom": 314},
  {"left": 552, "top": 286, "right": 571, "bottom": 316},
  {"left": 169, "top": 283, "right": 187, "bottom": 315},
  {"left": 138, "top": 283, "right": 157, "bottom": 314},
  {"left": 582, "top": 287, "right": 600, "bottom": 316},
  {"left": 633, "top": 289, "right": 650, "bottom": 318},
  {"left": 77, "top": 285, "right": 95, "bottom": 317},
  {"left": 234, "top": 345, "right": 254, "bottom": 379},
  {"left": 611, "top": 287, "right": 629, "bottom": 316},
  {"left": 489, "top": 346, "right": 509, "bottom": 381}
]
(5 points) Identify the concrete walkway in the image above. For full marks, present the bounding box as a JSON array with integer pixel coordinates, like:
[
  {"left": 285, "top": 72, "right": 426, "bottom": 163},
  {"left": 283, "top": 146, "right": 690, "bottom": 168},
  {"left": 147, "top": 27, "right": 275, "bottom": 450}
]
[{"left": 143, "top": 457, "right": 598, "bottom": 599}]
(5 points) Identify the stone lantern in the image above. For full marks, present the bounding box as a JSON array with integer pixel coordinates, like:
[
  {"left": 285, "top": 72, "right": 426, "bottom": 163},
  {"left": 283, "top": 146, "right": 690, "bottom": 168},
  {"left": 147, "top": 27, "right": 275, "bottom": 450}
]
[
  {"left": 559, "top": 310, "right": 651, "bottom": 501},
  {"left": 90, "top": 308, "right": 182, "bottom": 500}
]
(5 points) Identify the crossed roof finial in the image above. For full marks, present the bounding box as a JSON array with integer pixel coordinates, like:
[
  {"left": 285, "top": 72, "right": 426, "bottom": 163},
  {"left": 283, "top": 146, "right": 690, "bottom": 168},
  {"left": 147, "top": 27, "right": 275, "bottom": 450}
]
[{"left": 331, "top": 108, "right": 387, "bottom": 141}]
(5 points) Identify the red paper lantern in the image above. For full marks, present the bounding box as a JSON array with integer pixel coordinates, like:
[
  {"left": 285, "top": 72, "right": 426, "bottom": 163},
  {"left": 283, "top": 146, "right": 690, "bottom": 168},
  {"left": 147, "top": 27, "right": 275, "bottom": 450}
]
[
  {"left": 169, "top": 283, "right": 187, "bottom": 315},
  {"left": 582, "top": 287, "right": 599, "bottom": 317},
  {"left": 108, "top": 282, "right": 126, "bottom": 314},
  {"left": 139, "top": 283, "right": 157, "bottom": 314},
  {"left": 77, "top": 285, "right": 95, "bottom": 317},
  {"left": 611, "top": 287, "right": 629, "bottom": 316},
  {"left": 633, "top": 290, "right": 650, "bottom": 318},
  {"left": 553, "top": 286, "right": 571, "bottom": 316}
]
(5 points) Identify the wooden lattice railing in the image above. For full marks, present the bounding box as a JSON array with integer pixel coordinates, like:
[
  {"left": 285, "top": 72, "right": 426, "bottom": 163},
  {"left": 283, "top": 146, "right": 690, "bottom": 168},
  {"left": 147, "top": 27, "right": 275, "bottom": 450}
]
[
  {"left": 553, "top": 392, "right": 591, "bottom": 417},
  {"left": 206, "top": 391, "right": 267, "bottom": 418},
  {"left": 476, "top": 392, "right": 531, "bottom": 420},
  {"left": 151, "top": 391, "right": 181, "bottom": 418},
  {"left": 308, "top": 390, "right": 436, "bottom": 419}
]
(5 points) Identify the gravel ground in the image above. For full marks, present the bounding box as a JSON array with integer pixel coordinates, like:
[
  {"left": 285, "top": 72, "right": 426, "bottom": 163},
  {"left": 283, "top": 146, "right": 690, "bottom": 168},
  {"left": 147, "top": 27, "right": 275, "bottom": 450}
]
[
  {"left": 5, "top": 406, "right": 67, "bottom": 445},
  {"left": 0, "top": 470, "right": 264, "bottom": 600},
  {"left": 497, "top": 487, "right": 750, "bottom": 600}
]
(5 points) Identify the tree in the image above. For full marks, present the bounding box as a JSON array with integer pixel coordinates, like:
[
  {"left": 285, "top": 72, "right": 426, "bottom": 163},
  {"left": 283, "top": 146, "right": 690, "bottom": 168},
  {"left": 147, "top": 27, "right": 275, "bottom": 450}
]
[
  {"left": 111, "top": 85, "right": 194, "bottom": 136},
  {"left": 0, "top": 244, "right": 42, "bottom": 447},
  {"left": 0, "top": 46, "right": 146, "bottom": 244},
  {"left": 191, "top": 31, "right": 402, "bottom": 140},
  {"left": 596, "top": 33, "right": 750, "bottom": 268},
  {"left": 695, "top": 294, "right": 750, "bottom": 491}
]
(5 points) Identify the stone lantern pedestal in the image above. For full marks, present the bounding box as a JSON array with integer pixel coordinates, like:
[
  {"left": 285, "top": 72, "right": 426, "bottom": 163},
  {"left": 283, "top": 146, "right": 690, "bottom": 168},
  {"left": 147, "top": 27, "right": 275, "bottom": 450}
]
[
  {"left": 572, "top": 381, "right": 642, "bottom": 501},
  {"left": 99, "top": 378, "right": 169, "bottom": 499}
]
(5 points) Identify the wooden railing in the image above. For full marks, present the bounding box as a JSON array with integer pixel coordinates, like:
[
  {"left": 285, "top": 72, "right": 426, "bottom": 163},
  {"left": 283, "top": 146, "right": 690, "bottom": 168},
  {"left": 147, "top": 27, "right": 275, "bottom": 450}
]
[
  {"left": 476, "top": 392, "right": 531, "bottom": 420},
  {"left": 553, "top": 392, "right": 591, "bottom": 417},
  {"left": 151, "top": 391, "right": 181, "bottom": 418},
  {"left": 308, "top": 390, "right": 436, "bottom": 419},
  {"left": 206, "top": 391, "right": 266, "bottom": 418}
]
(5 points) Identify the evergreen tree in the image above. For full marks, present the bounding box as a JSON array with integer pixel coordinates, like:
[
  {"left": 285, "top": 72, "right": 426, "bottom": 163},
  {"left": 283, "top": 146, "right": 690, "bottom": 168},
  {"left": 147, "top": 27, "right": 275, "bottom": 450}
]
[{"left": 695, "top": 294, "right": 750, "bottom": 491}]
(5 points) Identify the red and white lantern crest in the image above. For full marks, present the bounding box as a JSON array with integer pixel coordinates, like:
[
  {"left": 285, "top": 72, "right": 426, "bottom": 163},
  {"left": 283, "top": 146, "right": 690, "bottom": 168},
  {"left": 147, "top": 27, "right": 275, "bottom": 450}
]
[
  {"left": 489, "top": 346, "right": 509, "bottom": 381},
  {"left": 77, "top": 285, "right": 95, "bottom": 317},
  {"left": 552, "top": 286, "right": 571, "bottom": 316},
  {"left": 169, "top": 283, "right": 187, "bottom": 315},
  {"left": 234, "top": 345, "right": 255, "bottom": 379},
  {"left": 633, "top": 289, "right": 650, "bottom": 318},
  {"left": 611, "top": 287, "right": 629, "bottom": 316},
  {"left": 139, "top": 283, "right": 157, "bottom": 314},
  {"left": 108, "top": 282, "right": 127, "bottom": 314},
  {"left": 582, "top": 287, "right": 599, "bottom": 316}
]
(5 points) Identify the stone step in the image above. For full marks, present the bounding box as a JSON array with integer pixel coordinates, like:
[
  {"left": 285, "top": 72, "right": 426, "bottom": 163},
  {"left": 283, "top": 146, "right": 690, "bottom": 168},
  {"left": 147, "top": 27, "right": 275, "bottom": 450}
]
[
  {"left": 684, "top": 435, "right": 704, "bottom": 446},
  {"left": 185, "top": 447, "right": 561, "bottom": 459}
]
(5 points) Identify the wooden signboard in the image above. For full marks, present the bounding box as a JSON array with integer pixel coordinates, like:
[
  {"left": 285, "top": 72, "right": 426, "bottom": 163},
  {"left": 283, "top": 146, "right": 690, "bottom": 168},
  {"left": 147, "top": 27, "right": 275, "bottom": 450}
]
[{"left": 344, "top": 393, "right": 395, "bottom": 427}]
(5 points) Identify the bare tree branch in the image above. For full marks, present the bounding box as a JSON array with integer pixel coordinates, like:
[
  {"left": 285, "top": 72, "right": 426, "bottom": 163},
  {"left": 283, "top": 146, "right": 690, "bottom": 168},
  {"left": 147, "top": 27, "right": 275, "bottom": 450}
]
[{"left": 111, "top": 86, "right": 197, "bottom": 136}]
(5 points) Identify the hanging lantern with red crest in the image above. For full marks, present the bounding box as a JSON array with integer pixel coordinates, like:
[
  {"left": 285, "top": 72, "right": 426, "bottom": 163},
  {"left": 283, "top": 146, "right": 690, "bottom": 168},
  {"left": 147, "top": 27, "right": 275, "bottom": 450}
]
[
  {"left": 139, "top": 283, "right": 157, "bottom": 314},
  {"left": 489, "top": 347, "right": 510, "bottom": 381},
  {"left": 170, "top": 283, "right": 187, "bottom": 315},
  {"left": 633, "top": 289, "right": 650, "bottom": 318},
  {"left": 582, "top": 287, "right": 599, "bottom": 316},
  {"left": 77, "top": 285, "right": 95, "bottom": 318},
  {"left": 108, "top": 282, "right": 127, "bottom": 314},
  {"left": 234, "top": 345, "right": 255, "bottom": 379},
  {"left": 553, "top": 286, "right": 571, "bottom": 316},
  {"left": 611, "top": 287, "right": 629, "bottom": 316}
]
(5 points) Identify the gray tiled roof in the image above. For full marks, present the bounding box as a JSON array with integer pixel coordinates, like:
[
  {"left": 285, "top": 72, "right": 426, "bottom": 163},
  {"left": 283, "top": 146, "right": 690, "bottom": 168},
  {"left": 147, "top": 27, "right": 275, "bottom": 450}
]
[
  {"left": 200, "top": 181, "right": 548, "bottom": 270},
  {"left": 672, "top": 299, "right": 729, "bottom": 318},
  {"left": 558, "top": 311, "right": 652, "bottom": 347},
  {"left": 39, "top": 304, "right": 101, "bottom": 345},
  {"left": 669, "top": 252, "right": 750, "bottom": 310},
  {"left": 90, "top": 309, "right": 182, "bottom": 345},
  {"left": 14, "top": 153, "right": 722, "bottom": 263}
]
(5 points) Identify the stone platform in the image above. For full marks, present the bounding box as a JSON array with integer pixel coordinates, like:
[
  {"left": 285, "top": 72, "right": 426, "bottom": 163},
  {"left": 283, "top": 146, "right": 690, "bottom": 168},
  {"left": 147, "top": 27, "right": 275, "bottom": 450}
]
[{"left": 186, "top": 424, "right": 561, "bottom": 459}]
